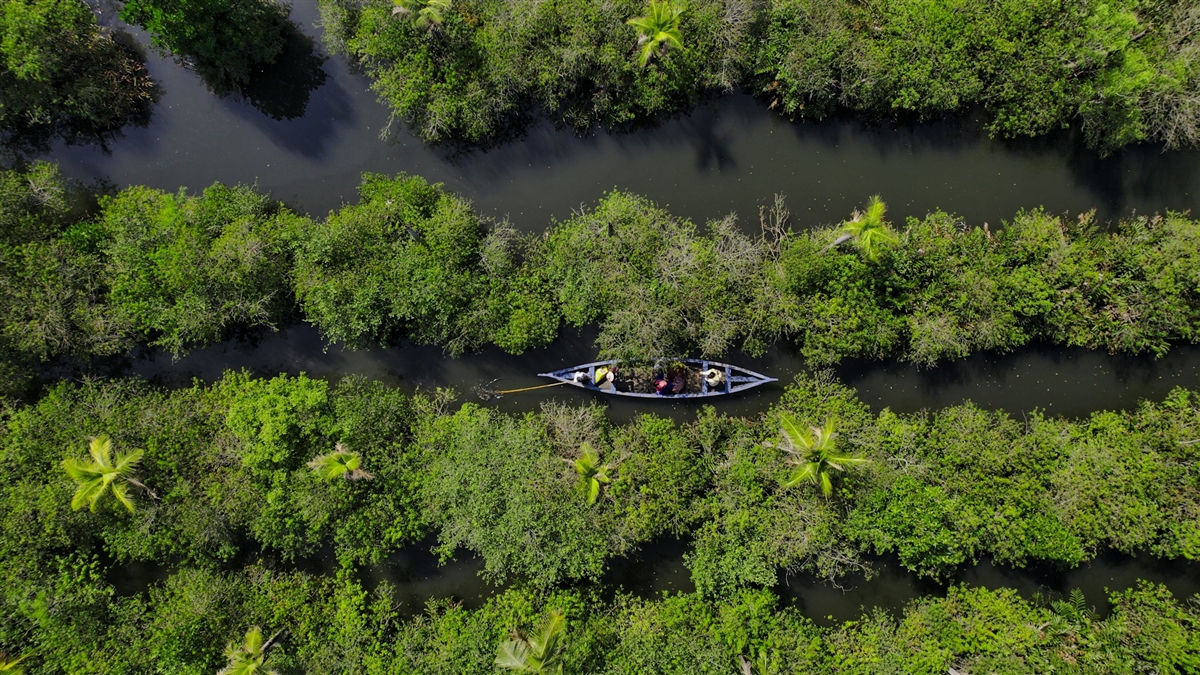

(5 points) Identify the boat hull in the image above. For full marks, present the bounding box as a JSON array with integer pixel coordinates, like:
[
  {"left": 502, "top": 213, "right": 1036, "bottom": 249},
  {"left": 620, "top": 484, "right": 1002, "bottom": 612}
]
[{"left": 538, "top": 359, "right": 777, "bottom": 398}]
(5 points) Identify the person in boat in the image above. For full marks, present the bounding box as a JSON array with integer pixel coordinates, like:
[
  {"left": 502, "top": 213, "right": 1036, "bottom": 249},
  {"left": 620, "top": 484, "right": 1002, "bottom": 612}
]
[
  {"left": 654, "top": 369, "right": 686, "bottom": 395},
  {"left": 594, "top": 366, "right": 615, "bottom": 390},
  {"left": 572, "top": 367, "right": 615, "bottom": 388},
  {"left": 701, "top": 367, "right": 725, "bottom": 389}
]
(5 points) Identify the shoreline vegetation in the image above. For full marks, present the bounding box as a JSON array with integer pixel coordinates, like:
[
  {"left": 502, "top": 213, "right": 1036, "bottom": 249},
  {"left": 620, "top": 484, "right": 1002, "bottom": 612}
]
[
  {"left": 0, "top": 0, "right": 156, "bottom": 156},
  {"left": 2, "top": 162, "right": 1199, "bottom": 396},
  {"left": 3, "top": 0, "right": 1199, "bottom": 156},
  {"left": 318, "top": 0, "right": 1200, "bottom": 154},
  {"left": 4, "top": 2, "right": 1199, "bottom": 671},
  {"left": 1, "top": 371, "right": 1198, "bottom": 671}
]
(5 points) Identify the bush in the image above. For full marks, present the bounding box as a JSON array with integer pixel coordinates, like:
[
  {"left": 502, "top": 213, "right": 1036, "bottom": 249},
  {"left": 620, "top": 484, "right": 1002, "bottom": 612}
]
[
  {"left": 329, "top": 0, "right": 752, "bottom": 143},
  {"left": 98, "top": 182, "right": 302, "bottom": 354}
]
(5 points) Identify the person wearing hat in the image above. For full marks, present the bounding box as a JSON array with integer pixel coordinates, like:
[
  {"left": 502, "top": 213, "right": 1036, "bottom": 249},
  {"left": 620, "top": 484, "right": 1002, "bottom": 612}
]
[{"left": 701, "top": 367, "right": 725, "bottom": 390}]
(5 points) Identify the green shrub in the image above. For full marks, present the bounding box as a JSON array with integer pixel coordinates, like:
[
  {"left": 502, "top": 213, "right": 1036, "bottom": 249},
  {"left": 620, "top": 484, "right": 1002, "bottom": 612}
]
[{"left": 99, "top": 183, "right": 301, "bottom": 355}]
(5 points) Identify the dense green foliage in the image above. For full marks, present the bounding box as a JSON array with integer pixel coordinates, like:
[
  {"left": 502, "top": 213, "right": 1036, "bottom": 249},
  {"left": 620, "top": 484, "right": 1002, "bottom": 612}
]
[
  {"left": 98, "top": 182, "right": 302, "bottom": 354},
  {"left": 2, "top": 554, "right": 1197, "bottom": 672},
  {"left": 119, "top": 0, "right": 288, "bottom": 92},
  {"left": 3, "top": 163, "right": 1200, "bottom": 377},
  {"left": 290, "top": 172, "right": 534, "bottom": 354},
  {"left": 0, "top": 373, "right": 421, "bottom": 569},
  {"left": 0, "top": 0, "right": 153, "bottom": 148},
  {"left": 0, "top": 366, "right": 1197, "bottom": 669},
  {"left": 319, "top": 0, "right": 753, "bottom": 142},
  {"left": 692, "top": 372, "right": 1200, "bottom": 594},
  {"left": 320, "top": 0, "right": 1200, "bottom": 152},
  {"left": 1, "top": 371, "right": 1196, "bottom": 594},
  {"left": 757, "top": 0, "right": 1200, "bottom": 154}
]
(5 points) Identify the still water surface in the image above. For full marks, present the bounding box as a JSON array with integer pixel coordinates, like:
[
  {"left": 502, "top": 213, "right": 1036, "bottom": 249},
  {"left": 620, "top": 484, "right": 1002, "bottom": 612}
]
[
  {"left": 54, "top": 2, "right": 1199, "bottom": 230},
  {"left": 123, "top": 324, "right": 1200, "bottom": 423},
  {"left": 56, "top": 0, "right": 1200, "bottom": 623}
]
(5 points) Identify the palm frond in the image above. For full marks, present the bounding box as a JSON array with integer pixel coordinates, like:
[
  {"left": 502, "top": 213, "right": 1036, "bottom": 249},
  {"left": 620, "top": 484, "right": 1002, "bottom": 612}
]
[
  {"left": 110, "top": 482, "right": 135, "bottom": 513},
  {"left": 113, "top": 448, "right": 144, "bottom": 473},
  {"left": 778, "top": 412, "right": 808, "bottom": 451},
  {"left": 243, "top": 626, "right": 264, "bottom": 656},
  {"left": 828, "top": 454, "right": 868, "bottom": 466},
  {"left": 307, "top": 446, "right": 367, "bottom": 481},
  {"left": 0, "top": 651, "right": 33, "bottom": 674},
  {"left": 863, "top": 194, "right": 886, "bottom": 225},
  {"left": 782, "top": 462, "right": 818, "bottom": 488},
  {"left": 68, "top": 475, "right": 102, "bottom": 511},
  {"left": 64, "top": 435, "right": 147, "bottom": 513},
  {"left": 61, "top": 457, "right": 101, "bottom": 482},
  {"left": 88, "top": 435, "right": 113, "bottom": 467},
  {"left": 626, "top": 16, "right": 658, "bottom": 32},
  {"left": 659, "top": 28, "right": 684, "bottom": 50},
  {"left": 810, "top": 420, "right": 836, "bottom": 453},
  {"left": 627, "top": 0, "right": 685, "bottom": 66},
  {"left": 838, "top": 196, "right": 896, "bottom": 261},
  {"left": 533, "top": 610, "right": 566, "bottom": 668},
  {"left": 495, "top": 639, "right": 532, "bottom": 670}
]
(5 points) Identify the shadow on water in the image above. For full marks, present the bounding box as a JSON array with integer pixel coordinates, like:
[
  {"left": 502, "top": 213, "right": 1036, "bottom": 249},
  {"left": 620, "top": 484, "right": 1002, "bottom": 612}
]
[
  {"left": 43, "top": 33, "right": 1200, "bottom": 230},
  {"left": 105, "top": 535, "right": 1199, "bottom": 626},
  {"left": 602, "top": 536, "right": 696, "bottom": 598},
  {"left": 1, "top": 28, "right": 157, "bottom": 167},
  {"left": 101, "top": 322, "right": 1200, "bottom": 424},
  {"left": 239, "top": 21, "right": 329, "bottom": 122},
  {"left": 219, "top": 20, "right": 358, "bottom": 161},
  {"left": 359, "top": 535, "right": 499, "bottom": 614},
  {"left": 780, "top": 551, "right": 1200, "bottom": 626}
]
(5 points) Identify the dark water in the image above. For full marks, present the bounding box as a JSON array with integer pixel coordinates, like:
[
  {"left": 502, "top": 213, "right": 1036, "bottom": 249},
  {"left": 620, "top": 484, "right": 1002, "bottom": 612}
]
[
  {"left": 107, "top": 535, "right": 1200, "bottom": 626},
  {"left": 49, "top": 3, "right": 1199, "bottom": 231},
  {"left": 106, "top": 324, "right": 1200, "bottom": 619},
  {"left": 122, "top": 323, "right": 1200, "bottom": 423},
  {"left": 45, "top": 0, "right": 1200, "bottom": 625}
]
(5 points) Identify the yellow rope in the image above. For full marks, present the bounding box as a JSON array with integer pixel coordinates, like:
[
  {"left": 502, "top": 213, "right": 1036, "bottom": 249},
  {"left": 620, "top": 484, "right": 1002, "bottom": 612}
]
[{"left": 491, "top": 381, "right": 571, "bottom": 395}]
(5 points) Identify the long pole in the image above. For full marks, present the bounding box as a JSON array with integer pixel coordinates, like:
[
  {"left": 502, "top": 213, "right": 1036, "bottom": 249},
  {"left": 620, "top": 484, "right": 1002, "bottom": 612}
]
[{"left": 489, "top": 381, "right": 571, "bottom": 395}]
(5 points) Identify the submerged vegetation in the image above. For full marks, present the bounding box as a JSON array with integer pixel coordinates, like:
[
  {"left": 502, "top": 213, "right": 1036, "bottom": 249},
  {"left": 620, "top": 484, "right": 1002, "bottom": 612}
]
[
  {"left": 0, "top": 371, "right": 1198, "bottom": 670},
  {"left": 319, "top": 0, "right": 1200, "bottom": 153},
  {"left": 2, "top": 162, "right": 1199, "bottom": 392}
]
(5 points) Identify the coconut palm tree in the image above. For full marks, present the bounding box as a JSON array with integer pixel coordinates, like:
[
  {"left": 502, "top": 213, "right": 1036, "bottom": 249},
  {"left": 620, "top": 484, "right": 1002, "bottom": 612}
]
[
  {"left": 61, "top": 435, "right": 154, "bottom": 513},
  {"left": 218, "top": 626, "right": 283, "bottom": 675},
  {"left": 307, "top": 443, "right": 374, "bottom": 481},
  {"left": 0, "top": 651, "right": 32, "bottom": 674},
  {"left": 828, "top": 195, "right": 898, "bottom": 262},
  {"left": 773, "top": 415, "right": 866, "bottom": 497},
  {"left": 627, "top": 0, "right": 685, "bottom": 67},
  {"left": 392, "top": 0, "right": 452, "bottom": 29},
  {"left": 566, "top": 442, "right": 612, "bottom": 505},
  {"left": 495, "top": 610, "right": 567, "bottom": 674}
]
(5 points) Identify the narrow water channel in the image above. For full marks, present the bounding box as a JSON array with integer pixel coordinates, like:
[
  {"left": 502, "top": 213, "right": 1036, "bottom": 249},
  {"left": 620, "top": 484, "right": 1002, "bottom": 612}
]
[
  {"left": 106, "top": 533, "right": 1200, "bottom": 626},
  {"left": 117, "top": 324, "right": 1200, "bottom": 423}
]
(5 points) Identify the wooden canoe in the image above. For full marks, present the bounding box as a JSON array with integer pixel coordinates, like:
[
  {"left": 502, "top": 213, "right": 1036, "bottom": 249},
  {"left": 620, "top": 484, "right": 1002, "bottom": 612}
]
[{"left": 538, "top": 359, "right": 777, "bottom": 399}]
